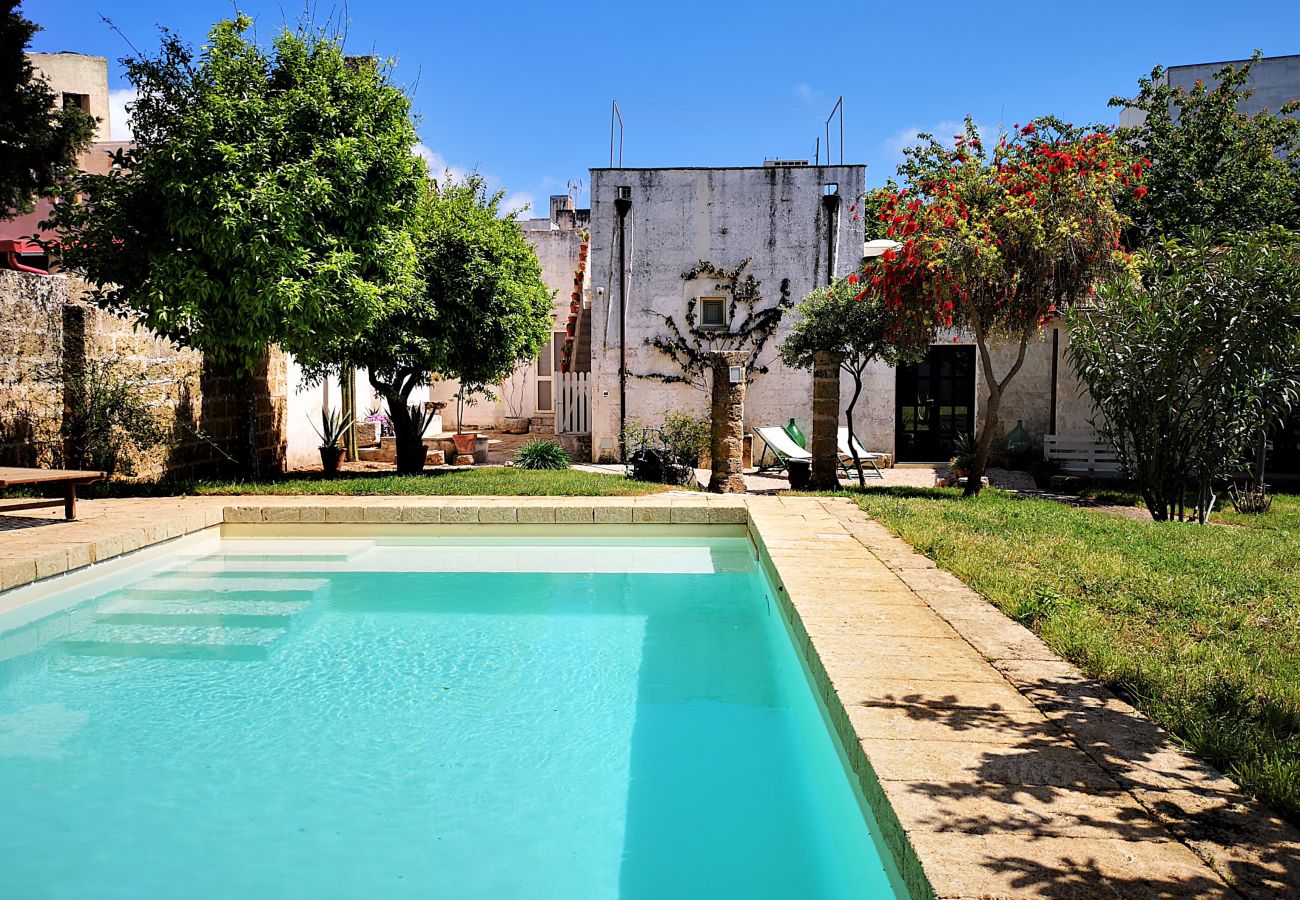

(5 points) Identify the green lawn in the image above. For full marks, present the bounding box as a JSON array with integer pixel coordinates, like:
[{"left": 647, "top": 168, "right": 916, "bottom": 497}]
[
  {"left": 850, "top": 486, "right": 1300, "bottom": 823},
  {"left": 22, "top": 467, "right": 673, "bottom": 499}
]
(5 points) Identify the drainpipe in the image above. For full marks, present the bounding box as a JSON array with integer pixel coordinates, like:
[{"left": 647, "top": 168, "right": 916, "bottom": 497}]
[
  {"left": 614, "top": 194, "right": 632, "bottom": 462},
  {"left": 821, "top": 192, "right": 841, "bottom": 285},
  {"left": 1049, "top": 326, "right": 1059, "bottom": 435},
  {"left": 5, "top": 251, "right": 47, "bottom": 275}
]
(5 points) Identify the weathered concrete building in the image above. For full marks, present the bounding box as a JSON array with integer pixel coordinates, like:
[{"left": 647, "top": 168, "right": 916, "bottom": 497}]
[{"left": 583, "top": 162, "right": 1092, "bottom": 465}]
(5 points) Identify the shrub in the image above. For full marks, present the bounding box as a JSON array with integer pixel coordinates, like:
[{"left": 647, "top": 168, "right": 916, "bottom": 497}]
[
  {"left": 513, "top": 439, "right": 570, "bottom": 470},
  {"left": 660, "top": 412, "right": 709, "bottom": 466}
]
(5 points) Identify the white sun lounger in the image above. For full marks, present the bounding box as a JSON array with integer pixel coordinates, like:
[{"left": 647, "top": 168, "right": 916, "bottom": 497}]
[
  {"left": 753, "top": 426, "right": 811, "bottom": 475},
  {"left": 837, "top": 428, "right": 885, "bottom": 479}
]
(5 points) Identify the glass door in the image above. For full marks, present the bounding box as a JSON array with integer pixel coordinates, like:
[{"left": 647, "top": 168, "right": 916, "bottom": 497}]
[{"left": 895, "top": 345, "right": 976, "bottom": 462}]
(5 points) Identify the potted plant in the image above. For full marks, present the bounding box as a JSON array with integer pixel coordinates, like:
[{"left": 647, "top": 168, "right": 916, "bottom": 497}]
[
  {"left": 949, "top": 433, "right": 977, "bottom": 481},
  {"left": 452, "top": 384, "right": 479, "bottom": 455},
  {"left": 498, "top": 368, "right": 531, "bottom": 435},
  {"left": 310, "top": 406, "right": 354, "bottom": 474}
]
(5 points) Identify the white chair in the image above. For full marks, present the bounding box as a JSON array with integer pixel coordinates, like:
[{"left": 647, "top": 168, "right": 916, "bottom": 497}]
[
  {"left": 837, "top": 427, "right": 886, "bottom": 479},
  {"left": 753, "top": 426, "right": 811, "bottom": 475}
]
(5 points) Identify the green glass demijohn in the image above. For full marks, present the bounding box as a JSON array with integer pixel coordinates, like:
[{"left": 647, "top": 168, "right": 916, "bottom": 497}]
[
  {"left": 1006, "top": 420, "right": 1031, "bottom": 457},
  {"left": 785, "top": 417, "right": 806, "bottom": 449}
]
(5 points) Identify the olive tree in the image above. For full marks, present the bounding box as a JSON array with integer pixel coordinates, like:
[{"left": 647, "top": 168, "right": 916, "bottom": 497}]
[
  {"left": 1069, "top": 229, "right": 1300, "bottom": 523},
  {"left": 781, "top": 274, "right": 926, "bottom": 486},
  {"left": 319, "top": 176, "right": 552, "bottom": 473},
  {"left": 45, "top": 17, "right": 425, "bottom": 474}
]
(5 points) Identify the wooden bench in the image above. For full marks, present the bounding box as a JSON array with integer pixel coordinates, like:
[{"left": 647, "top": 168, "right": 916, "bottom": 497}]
[
  {"left": 0, "top": 467, "right": 106, "bottom": 521},
  {"left": 1043, "top": 434, "right": 1121, "bottom": 475}
]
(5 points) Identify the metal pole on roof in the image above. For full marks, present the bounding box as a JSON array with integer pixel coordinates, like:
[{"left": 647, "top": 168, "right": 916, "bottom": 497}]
[
  {"left": 610, "top": 101, "right": 624, "bottom": 168},
  {"left": 825, "top": 96, "right": 843, "bottom": 165}
]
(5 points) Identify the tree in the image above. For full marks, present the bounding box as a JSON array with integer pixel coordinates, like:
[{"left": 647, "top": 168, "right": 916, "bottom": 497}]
[
  {"left": 864, "top": 117, "right": 1135, "bottom": 495},
  {"left": 318, "top": 176, "right": 553, "bottom": 474},
  {"left": 781, "top": 274, "right": 926, "bottom": 486},
  {"left": 1110, "top": 52, "right": 1300, "bottom": 247},
  {"left": 0, "top": 1, "right": 94, "bottom": 218},
  {"left": 45, "top": 17, "right": 424, "bottom": 473},
  {"left": 1068, "top": 229, "right": 1300, "bottom": 523}
]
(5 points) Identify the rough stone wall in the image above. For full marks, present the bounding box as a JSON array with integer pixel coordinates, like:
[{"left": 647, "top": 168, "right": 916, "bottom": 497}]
[
  {"left": 0, "top": 270, "right": 286, "bottom": 479},
  {"left": 587, "top": 165, "right": 867, "bottom": 462},
  {"left": 0, "top": 271, "right": 67, "bottom": 466}
]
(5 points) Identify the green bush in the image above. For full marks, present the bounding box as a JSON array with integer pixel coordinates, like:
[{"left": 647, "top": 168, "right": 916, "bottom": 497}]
[
  {"left": 513, "top": 439, "right": 570, "bottom": 470},
  {"left": 661, "top": 412, "right": 710, "bottom": 466}
]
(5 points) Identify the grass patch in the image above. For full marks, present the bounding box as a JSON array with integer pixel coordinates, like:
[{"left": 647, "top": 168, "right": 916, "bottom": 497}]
[
  {"left": 848, "top": 485, "right": 1300, "bottom": 824},
  {"left": 5, "top": 467, "right": 671, "bottom": 499}
]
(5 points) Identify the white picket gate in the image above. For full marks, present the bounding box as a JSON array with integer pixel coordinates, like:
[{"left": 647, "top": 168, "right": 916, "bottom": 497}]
[{"left": 555, "top": 371, "right": 590, "bottom": 434}]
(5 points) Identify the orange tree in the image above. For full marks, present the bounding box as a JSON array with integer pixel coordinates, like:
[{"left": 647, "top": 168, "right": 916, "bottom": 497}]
[{"left": 860, "top": 117, "right": 1138, "bottom": 494}]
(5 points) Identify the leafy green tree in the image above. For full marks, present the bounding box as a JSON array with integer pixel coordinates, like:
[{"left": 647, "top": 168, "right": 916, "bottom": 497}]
[
  {"left": 1069, "top": 229, "right": 1300, "bottom": 523},
  {"left": 45, "top": 17, "right": 424, "bottom": 473},
  {"left": 1110, "top": 52, "right": 1300, "bottom": 246},
  {"left": 0, "top": 0, "right": 94, "bottom": 219},
  {"left": 781, "top": 274, "right": 926, "bottom": 486},
  {"left": 319, "top": 176, "right": 553, "bottom": 473},
  {"left": 868, "top": 117, "right": 1134, "bottom": 495}
]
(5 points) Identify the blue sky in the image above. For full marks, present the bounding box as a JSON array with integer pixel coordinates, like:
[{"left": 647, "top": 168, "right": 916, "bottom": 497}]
[{"left": 29, "top": 0, "right": 1300, "bottom": 213}]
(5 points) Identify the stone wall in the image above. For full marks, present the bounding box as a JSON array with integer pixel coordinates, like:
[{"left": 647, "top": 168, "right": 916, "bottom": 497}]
[{"left": 0, "top": 270, "right": 286, "bottom": 479}]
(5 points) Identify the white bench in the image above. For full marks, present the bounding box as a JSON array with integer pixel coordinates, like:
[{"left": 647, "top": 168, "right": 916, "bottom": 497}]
[{"left": 1043, "top": 434, "right": 1122, "bottom": 475}]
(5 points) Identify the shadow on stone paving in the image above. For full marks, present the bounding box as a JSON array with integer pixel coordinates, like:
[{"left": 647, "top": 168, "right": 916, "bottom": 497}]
[{"left": 865, "top": 674, "right": 1300, "bottom": 898}]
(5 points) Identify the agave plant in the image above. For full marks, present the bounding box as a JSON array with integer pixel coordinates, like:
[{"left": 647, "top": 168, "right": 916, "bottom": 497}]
[
  {"left": 310, "top": 407, "right": 355, "bottom": 448},
  {"left": 408, "top": 403, "right": 441, "bottom": 438}
]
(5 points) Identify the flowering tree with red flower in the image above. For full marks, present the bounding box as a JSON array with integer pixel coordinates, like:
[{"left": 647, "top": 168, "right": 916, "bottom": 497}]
[{"left": 860, "top": 116, "right": 1139, "bottom": 494}]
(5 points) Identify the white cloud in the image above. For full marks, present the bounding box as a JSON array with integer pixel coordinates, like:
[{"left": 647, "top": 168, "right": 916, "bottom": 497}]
[
  {"left": 882, "top": 119, "right": 997, "bottom": 163},
  {"left": 108, "top": 87, "right": 136, "bottom": 141},
  {"left": 500, "top": 192, "right": 535, "bottom": 218},
  {"left": 793, "top": 83, "right": 824, "bottom": 107},
  {"left": 413, "top": 142, "right": 546, "bottom": 220}
]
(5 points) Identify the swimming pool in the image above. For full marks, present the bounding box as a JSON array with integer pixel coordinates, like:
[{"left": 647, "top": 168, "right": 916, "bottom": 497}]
[{"left": 0, "top": 533, "right": 907, "bottom": 899}]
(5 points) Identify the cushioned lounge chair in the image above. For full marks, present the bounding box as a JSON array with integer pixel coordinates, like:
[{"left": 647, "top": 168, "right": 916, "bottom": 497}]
[
  {"left": 753, "top": 426, "right": 811, "bottom": 476},
  {"left": 837, "top": 428, "right": 886, "bottom": 479}
]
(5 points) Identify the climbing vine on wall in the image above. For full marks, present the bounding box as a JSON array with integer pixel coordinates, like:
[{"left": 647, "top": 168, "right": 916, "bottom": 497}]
[{"left": 637, "top": 259, "right": 792, "bottom": 391}]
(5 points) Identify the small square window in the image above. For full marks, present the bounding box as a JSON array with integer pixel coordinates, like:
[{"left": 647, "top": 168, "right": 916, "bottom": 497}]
[{"left": 699, "top": 297, "right": 727, "bottom": 328}]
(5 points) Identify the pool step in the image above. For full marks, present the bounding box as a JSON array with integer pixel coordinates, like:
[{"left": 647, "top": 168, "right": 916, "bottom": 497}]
[
  {"left": 61, "top": 622, "right": 286, "bottom": 662},
  {"left": 131, "top": 575, "right": 330, "bottom": 599},
  {"left": 61, "top": 575, "right": 328, "bottom": 662}
]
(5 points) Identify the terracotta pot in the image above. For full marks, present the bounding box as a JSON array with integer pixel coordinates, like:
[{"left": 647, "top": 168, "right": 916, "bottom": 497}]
[
  {"left": 452, "top": 432, "right": 478, "bottom": 455},
  {"left": 319, "top": 445, "right": 343, "bottom": 475}
]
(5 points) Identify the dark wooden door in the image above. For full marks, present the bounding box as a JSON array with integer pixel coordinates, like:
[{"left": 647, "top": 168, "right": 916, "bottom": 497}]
[{"left": 895, "top": 346, "right": 976, "bottom": 462}]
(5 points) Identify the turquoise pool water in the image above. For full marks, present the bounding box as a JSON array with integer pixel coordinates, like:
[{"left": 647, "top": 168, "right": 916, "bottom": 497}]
[{"left": 0, "top": 536, "right": 905, "bottom": 899}]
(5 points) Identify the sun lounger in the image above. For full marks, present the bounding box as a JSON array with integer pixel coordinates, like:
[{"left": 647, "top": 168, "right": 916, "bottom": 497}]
[
  {"left": 0, "top": 466, "right": 105, "bottom": 521},
  {"left": 837, "top": 428, "right": 885, "bottom": 479},
  {"left": 753, "top": 426, "right": 811, "bottom": 475}
]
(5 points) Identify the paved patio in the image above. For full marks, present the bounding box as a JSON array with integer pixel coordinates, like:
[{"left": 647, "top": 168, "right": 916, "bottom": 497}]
[{"left": 1, "top": 493, "right": 1297, "bottom": 897}]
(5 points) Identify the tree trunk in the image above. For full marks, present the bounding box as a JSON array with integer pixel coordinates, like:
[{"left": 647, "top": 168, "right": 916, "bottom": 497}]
[
  {"left": 239, "top": 369, "right": 261, "bottom": 480},
  {"left": 844, "top": 365, "right": 867, "bottom": 489},
  {"left": 965, "top": 316, "right": 1035, "bottom": 498},
  {"left": 371, "top": 372, "right": 424, "bottom": 475}
]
